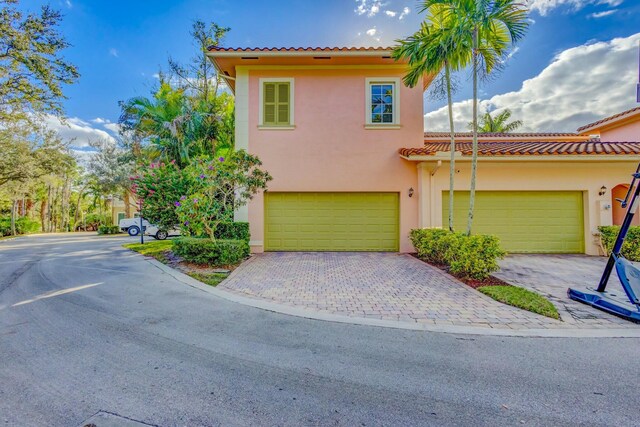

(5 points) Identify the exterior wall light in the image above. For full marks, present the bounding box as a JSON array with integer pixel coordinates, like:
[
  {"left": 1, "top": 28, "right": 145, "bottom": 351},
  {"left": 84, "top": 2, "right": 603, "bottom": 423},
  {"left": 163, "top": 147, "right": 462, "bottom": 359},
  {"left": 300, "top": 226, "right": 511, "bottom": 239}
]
[
  {"left": 408, "top": 187, "right": 414, "bottom": 198},
  {"left": 599, "top": 186, "right": 607, "bottom": 196}
]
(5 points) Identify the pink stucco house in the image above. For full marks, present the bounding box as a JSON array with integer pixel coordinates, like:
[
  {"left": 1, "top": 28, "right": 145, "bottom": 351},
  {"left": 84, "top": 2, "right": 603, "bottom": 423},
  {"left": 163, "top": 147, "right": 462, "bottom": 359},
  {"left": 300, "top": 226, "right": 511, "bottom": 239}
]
[{"left": 207, "top": 46, "right": 640, "bottom": 256}]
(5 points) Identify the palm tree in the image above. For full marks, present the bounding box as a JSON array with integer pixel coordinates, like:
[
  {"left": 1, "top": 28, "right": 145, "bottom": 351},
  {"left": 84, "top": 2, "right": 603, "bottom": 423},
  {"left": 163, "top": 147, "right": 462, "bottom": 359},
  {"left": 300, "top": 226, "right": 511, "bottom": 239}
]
[
  {"left": 393, "top": 14, "right": 470, "bottom": 231},
  {"left": 468, "top": 108, "right": 523, "bottom": 132},
  {"left": 420, "top": 0, "right": 528, "bottom": 234}
]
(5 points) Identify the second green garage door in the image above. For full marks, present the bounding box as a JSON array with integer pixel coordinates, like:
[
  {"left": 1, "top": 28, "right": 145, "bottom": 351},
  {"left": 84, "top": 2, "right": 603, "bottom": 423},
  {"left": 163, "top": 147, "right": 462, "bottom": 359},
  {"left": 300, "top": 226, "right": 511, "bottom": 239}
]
[
  {"left": 265, "top": 192, "right": 399, "bottom": 251},
  {"left": 443, "top": 191, "right": 584, "bottom": 253}
]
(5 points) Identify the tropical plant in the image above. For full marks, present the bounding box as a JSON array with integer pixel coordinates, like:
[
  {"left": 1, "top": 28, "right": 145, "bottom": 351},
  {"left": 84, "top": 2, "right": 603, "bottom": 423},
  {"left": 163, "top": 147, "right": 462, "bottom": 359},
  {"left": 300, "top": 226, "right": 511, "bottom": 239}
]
[
  {"left": 393, "top": 13, "right": 470, "bottom": 231},
  {"left": 468, "top": 108, "right": 523, "bottom": 133},
  {"left": 175, "top": 151, "right": 271, "bottom": 239},
  {"left": 419, "top": 0, "right": 529, "bottom": 234}
]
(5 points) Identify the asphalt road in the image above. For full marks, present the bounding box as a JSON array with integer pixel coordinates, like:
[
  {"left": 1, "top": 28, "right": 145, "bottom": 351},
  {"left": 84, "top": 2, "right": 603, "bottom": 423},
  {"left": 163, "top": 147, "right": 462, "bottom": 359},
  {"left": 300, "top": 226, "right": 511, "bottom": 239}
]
[{"left": 1, "top": 234, "right": 639, "bottom": 426}]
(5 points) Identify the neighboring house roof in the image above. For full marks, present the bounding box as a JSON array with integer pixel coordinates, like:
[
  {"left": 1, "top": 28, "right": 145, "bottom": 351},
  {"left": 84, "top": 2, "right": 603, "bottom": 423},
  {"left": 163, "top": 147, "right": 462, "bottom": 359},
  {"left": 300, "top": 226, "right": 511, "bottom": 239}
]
[
  {"left": 399, "top": 141, "right": 640, "bottom": 158},
  {"left": 423, "top": 132, "right": 589, "bottom": 142},
  {"left": 206, "top": 46, "right": 435, "bottom": 92},
  {"left": 577, "top": 107, "right": 640, "bottom": 134},
  {"left": 207, "top": 46, "right": 393, "bottom": 53}
]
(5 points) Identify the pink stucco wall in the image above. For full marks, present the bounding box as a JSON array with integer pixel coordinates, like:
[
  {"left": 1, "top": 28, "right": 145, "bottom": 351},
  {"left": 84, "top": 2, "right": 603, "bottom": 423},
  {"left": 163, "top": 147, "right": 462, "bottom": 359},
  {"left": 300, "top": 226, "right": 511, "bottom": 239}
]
[
  {"left": 245, "top": 68, "right": 425, "bottom": 252},
  {"left": 599, "top": 121, "right": 640, "bottom": 142}
]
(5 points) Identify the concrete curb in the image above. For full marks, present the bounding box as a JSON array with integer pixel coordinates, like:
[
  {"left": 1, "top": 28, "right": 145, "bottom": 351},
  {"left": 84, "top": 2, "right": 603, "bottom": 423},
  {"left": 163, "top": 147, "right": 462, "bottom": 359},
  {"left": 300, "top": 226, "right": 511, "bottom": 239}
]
[{"left": 141, "top": 255, "right": 640, "bottom": 338}]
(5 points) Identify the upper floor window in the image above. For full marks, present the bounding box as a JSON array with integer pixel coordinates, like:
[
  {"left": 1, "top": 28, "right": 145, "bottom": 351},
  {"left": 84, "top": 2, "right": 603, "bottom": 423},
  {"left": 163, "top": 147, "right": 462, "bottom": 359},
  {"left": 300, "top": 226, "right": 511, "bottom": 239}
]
[
  {"left": 365, "top": 77, "right": 401, "bottom": 127},
  {"left": 259, "top": 78, "right": 294, "bottom": 128}
]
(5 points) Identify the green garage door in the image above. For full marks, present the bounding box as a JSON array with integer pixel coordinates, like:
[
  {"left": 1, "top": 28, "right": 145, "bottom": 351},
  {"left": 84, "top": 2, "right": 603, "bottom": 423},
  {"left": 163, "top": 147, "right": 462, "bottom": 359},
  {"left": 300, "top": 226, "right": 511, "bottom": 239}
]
[
  {"left": 265, "top": 192, "right": 399, "bottom": 251},
  {"left": 443, "top": 191, "right": 584, "bottom": 253}
]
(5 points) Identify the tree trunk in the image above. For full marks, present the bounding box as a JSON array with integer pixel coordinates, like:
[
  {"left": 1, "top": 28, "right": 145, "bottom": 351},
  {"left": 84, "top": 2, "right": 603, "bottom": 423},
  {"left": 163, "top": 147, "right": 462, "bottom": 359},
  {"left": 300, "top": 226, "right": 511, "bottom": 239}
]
[
  {"left": 466, "top": 26, "right": 479, "bottom": 236},
  {"left": 445, "top": 62, "right": 456, "bottom": 232},
  {"left": 124, "top": 189, "right": 131, "bottom": 218},
  {"left": 10, "top": 199, "right": 17, "bottom": 236},
  {"left": 73, "top": 184, "right": 88, "bottom": 231},
  {"left": 40, "top": 199, "right": 47, "bottom": 232}
]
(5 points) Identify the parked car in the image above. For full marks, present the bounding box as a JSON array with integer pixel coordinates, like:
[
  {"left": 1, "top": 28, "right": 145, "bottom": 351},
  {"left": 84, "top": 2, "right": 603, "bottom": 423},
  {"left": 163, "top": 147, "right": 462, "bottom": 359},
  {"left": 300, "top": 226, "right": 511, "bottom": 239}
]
[
  {"left": 118, "top": 217, "right": 151, "bottom": 237},
  {"left": 144, "top": 225, "right": 181, "bottom": 240}
]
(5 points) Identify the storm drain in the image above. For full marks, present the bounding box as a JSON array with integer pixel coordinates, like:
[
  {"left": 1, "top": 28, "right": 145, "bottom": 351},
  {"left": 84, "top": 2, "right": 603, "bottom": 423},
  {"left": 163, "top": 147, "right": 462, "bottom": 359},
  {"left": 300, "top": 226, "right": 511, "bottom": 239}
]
[{"left": 79, "top": 411, "right": 157, "bottom": 427}]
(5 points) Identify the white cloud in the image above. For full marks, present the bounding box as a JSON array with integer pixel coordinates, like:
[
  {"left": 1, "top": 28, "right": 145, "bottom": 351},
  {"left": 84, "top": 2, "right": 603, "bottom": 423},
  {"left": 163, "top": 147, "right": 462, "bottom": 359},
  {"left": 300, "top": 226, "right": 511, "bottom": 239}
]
[
  {"left": 399, "top": 6, "right": 410, "bottom": 20},
  {"left": 103, "top": 122, "right": 122, "bottom": 134},
  {"left": 424, "top": 33, "right": 640, "bottom": 133},
  {"left": 363, "top": 27, "right": 381, "bottom": 42},
  {"left": 354, "top": 0, "right": 384, "bottom": 17},
  {"left": 526, "top": 0, "right": 623, "bottom": 16},
  {"left": 65, "top": 0, "right": 72, "bottom": 8},
  {"left": 44, "top": 116, "right": 117, "bottom": 147},
  {"left": 91, "top": 117, "right": 107, "bottom": 124},
  {"left": 109, "top": 48, "right": 119, "bottom": 57},
  {"left": 385, "top": 10, "right": 397, "bottom": 17},
  {"left": 590, "top": 9, "right": 617, "bottom": 18}
]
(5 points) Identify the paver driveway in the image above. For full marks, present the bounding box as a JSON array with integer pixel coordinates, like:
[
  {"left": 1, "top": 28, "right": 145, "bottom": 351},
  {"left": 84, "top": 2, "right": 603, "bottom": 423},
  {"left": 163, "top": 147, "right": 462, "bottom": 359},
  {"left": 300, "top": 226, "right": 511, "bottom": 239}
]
[{"left": 220, "top": 252, "right": 562, "bottom": 329}]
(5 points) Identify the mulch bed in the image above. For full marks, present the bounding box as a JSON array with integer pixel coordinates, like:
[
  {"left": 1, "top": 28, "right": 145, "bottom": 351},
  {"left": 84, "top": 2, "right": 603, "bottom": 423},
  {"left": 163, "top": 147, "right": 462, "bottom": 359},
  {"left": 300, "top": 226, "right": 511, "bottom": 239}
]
[
  {"left": 162, "top": 250, "right": 241, "bottom": 276},
  {"left": 410, "top": 253, "right": 511, "bottom": 289}
]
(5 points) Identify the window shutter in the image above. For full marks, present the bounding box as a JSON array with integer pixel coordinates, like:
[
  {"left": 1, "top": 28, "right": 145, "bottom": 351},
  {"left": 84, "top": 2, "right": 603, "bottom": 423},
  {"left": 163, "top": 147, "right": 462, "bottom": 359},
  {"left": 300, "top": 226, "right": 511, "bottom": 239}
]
[
  {"left": 263, "top": 82, "right": 276, "bottom": 124},
  {"left": 277, "top": 83, "right": 290, "bottom": 125}
]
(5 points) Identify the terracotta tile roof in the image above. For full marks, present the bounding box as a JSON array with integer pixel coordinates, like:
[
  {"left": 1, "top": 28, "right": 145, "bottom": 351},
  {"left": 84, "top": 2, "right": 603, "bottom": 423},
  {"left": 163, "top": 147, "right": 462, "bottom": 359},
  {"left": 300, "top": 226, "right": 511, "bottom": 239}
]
[
  {"left": 207, "top": 46, "right": 392, "bottom": 52},
  {"left": 424, "top": 131, "right": 580, "bottom": 138},
  {"left": 400, "top": 141, "right": 640, "bottom": 157},
  {"left": 577, "top": 107, "right": 640, "bottom": 132}
]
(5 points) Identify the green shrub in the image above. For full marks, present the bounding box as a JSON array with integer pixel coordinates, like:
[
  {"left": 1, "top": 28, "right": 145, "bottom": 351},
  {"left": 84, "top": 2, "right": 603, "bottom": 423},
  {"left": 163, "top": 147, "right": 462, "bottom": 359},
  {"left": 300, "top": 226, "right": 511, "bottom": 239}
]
[
  {"left": 173, "top": 237, "right": 249, "bottom": 266},
  {"left": 0, "top": 217, "right": 40, "bottom": 236},
  {"left": 598, "top": 225, "right": 640, "bottom": 261},
  {"left": 410, "top": 228, "right": 506, "bottom": 280},
  {"left": 97, "top": 225, "right": 121, "bottom": 235},
  {"left": 214, "top": 222, "right": 250, "bottom": 242}
]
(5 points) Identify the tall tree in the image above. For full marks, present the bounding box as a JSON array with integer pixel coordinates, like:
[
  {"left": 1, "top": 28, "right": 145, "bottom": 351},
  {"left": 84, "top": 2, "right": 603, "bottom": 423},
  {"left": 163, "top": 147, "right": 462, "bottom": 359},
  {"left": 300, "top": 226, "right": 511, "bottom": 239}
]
[
  {"left": 88, "top": 138, "right": 135, "bottom": 217},
  {"left": 393, "top": 13, "right": 469, "bottom": 231},
  {"left": 421, "top": 0, "right": 528, "bottom": 234},
  {"left": 0, "top": 0, "right": 79, "bottom": 121},
  {"left": 468, "top": 108, "right": 523, "bottom": 132}
]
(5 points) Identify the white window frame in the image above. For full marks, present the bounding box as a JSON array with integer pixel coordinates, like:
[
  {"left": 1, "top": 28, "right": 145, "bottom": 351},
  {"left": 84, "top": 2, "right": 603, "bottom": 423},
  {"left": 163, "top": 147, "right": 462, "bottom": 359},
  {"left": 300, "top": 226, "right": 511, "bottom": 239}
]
[
  {"left": 258, "top": 77, "right": 295, "bottom": 129},
  {"left": 365, "top": 77, "right": 401, "bottom": 129}
]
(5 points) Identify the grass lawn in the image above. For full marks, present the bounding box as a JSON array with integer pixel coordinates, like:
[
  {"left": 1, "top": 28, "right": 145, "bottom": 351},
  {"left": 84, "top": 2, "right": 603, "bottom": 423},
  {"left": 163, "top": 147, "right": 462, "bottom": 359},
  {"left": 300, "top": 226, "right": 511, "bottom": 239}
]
[
  {"left": 478, "top": 285, "right": 560, "bottom": 319},
  {"left": 186, "top": 272, "right": 229, "bottom": 287},
  {"left": 123, "top": 239, "right": 174, "bottom": 263},
  {"left": 123, "top": 239, "right": 230, "bottom": 287}
]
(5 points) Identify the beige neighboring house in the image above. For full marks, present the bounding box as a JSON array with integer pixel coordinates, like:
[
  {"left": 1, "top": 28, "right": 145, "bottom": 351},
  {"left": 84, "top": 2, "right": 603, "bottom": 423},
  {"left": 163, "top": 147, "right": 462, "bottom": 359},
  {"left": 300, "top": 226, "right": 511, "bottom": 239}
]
[
  {"left": 111, "top": 196, "right": 139, "bottom": 225},
  {"left": 401, "top": 107, "right": 640, "bottom": 255}
]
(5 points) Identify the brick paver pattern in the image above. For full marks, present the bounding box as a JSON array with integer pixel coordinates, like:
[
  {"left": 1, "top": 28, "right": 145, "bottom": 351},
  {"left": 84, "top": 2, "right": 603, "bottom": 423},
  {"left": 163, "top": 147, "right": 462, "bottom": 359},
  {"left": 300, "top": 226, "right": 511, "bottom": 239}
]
[{"left": 218, "top": 252, "right": 638, "bottom": 330}]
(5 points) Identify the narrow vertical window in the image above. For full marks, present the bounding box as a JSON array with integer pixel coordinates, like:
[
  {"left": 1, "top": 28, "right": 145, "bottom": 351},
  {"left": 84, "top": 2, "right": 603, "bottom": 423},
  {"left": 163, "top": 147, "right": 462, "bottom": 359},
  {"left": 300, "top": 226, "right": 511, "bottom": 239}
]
[{"left": 366, "top": 78, "right": 400, "bottom": 127}]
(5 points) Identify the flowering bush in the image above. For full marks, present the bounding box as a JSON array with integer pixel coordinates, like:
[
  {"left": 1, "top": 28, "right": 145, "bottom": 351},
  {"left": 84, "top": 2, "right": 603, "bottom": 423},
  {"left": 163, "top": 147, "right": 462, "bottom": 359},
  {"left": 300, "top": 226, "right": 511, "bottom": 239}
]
[
  {"left": 175, "top": 151, "right": 271, "bottom": 239},
  {"left": 132, "top": 150, "right": 270, "bottom": 239},
  {"left": 132, "top": 160, "right": 194, "bottom": 230}
]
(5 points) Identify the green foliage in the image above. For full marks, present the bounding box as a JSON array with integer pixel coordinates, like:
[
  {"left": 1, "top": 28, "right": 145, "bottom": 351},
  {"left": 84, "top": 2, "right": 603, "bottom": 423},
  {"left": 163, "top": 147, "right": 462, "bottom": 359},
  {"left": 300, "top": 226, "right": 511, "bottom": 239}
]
[
  {"left": 478, "top": 285, "right": 560, "bottom": 319},
  {"left": 0, "top": 0, "right": 80, "bottom": 121},
  {"left": 83, "top": 213, "right": 111, "bottom": 229},
  {"left": 215, "top": 221, "right": 250, "bottom": 242},
  {"left": 410, "top": 228, "right": 506, "bottom": 280},
  {"left": 468, "top": 109, "right": 523, "bottom": 133},
  {"left": 175, "top": 152, "right": 271, "bottom": 239},
  {"left": 598, "top": 226, "right": 640, "bottom": 262},
  {"left": 173, "top": 237, "right": 249, "bottom": 266},
  {"left": 97, "top": 225, "right": 120, "bottom": 235},
  {"left": 0, "top": 216, "right": 40, "bottom": 236},
  {"left": 133, "top": 159, "right": 193, "bottom": 231}
]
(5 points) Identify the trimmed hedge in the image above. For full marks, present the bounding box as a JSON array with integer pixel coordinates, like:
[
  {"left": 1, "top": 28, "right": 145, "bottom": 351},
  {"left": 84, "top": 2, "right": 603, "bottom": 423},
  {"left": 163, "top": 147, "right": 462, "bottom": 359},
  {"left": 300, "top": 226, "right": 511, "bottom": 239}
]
[
  {"left": 97, "top": 225, "right": 121, "bottom": 235},
  {"left": 0, "top": 217, "right": 40, "bottom": 236},
  {"left": 598, "top": 225, "right": 640, "bottom": 261},
  {"left": 214, "top": 222, "right": 250, "bottom": 242},
  {"left": 174, "top": 237, "right": 249, "bottom": 266},
  {"left": 410, "top": 228, "right": 506, "bottom": 280}
]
